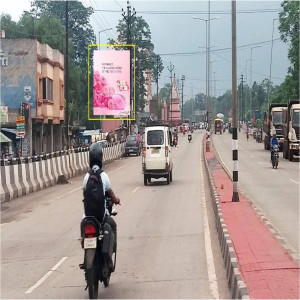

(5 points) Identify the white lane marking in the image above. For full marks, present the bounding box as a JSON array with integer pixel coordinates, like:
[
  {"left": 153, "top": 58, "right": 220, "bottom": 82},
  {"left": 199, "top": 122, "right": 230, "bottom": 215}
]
[
  {"left": 258, "top": 161, "right": 263, "bottom": 164},
  {"left": 200, "top": 147, "right": 220, "bottom": 299},
  {"left": 56, "top": 187, "right": 82, "bottom": 199},
  {"left": 132, "top": 187, "right": 140, "bottom": 194},
  {"left": 289, "top": 178, "right": 299, "bottom": 185},
  {"left": 251, "top": 155, "right": 255, "bottom": 158},
  {"left": 25, "top": 256, "right": 68, "bottom": 294}
]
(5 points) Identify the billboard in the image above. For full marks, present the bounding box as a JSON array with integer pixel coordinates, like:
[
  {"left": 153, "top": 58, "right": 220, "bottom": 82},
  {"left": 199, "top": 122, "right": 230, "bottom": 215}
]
[{"left": 93, "top": 50, "right": 130, "bottom": 117}]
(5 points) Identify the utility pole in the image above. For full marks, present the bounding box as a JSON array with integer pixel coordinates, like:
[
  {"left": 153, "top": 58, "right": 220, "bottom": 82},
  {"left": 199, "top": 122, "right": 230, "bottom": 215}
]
[
  {"left": 167, "top": 62, "right": 174, "bottom": 127},
  {"left": 240, "top": 74, "right": 244, "bottom": 122},
  {"left": 207, "top": 0, "right": 211, "bottom": 129},
  {"left": 65, "top": 0, "right": 69, "bottom": 149},
  {"left": 231, "top": 0, "right": 239, "bottom": 202},
  {"left": 122, "top": 1, "right": 136, "bottom": 134},
  {"left": 156, "top": 56, "right": 159, "bottom": 120},
  {"left": 181, "top": 75, "right": 185, "bottom": 123}
]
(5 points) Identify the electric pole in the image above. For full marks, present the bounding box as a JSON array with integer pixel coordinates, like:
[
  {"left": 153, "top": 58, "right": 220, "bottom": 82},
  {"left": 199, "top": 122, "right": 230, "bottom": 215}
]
[
  {"left": 122, "top": 1, "right": 136, "bottom": 134},
  {"left": 156, "top": 56, "right": 159, "bottom": 120},
  {"left": 65, "top": 0, "right": 69, "bottom": 149},
  {"left": 240, "top": 74, "right": 244, "bottom": 122},
  {"left": 181, "top": 75, "right": 185, "bottom": 123},
  {"left": 167, "top": 63, "right": 174, "bottom": 127}
]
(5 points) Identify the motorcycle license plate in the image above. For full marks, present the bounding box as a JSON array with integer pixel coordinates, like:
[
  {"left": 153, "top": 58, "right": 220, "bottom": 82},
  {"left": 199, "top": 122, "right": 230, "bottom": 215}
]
[{"left": 84, "top": 238, "right": 97, "bottom": 249}]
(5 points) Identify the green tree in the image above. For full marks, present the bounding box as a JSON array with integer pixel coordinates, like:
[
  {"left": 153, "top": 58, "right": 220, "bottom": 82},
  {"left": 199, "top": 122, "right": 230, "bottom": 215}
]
[
  {"left": 277, "top": 1, "right": 299, "bottom": 101},
  {"left": 109, "top": 16, "right": 163, "bottom": 111}
]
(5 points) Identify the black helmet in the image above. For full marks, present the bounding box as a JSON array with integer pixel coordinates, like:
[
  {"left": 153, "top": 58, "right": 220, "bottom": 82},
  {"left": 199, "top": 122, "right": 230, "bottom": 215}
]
[{"left": 89, "top": 142, "right": 103, "bottom": 169}]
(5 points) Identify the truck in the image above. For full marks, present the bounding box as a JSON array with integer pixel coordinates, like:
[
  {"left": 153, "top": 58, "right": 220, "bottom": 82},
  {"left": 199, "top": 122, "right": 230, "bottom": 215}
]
[
  {"left": 263, "top": 104, "right": 287, "bottom": 150},
  {"left": 282, "top": 100, "right": 300, "bottom": 161}
]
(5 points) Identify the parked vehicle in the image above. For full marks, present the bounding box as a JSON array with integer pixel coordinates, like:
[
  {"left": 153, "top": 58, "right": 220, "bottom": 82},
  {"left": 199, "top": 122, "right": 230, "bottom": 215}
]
[
  {"left": 282, "top": 100, "right": 300, "bottom": 161},
  {"left": 142, "top": 124, "right": 173, "bottom": 185},
  {"left": 125, "top": 135, "right": 141, "bottom": 156},
  {"left": 80, "top": 198, "right": 117, "bottom": 299},
  {"left": 263, "top": 104, "right": 287, "bottom": 150},
  {"left": 271, "top": 145, "right": 279, "bottom": 169},
  {"left": 214, "top": 118, "right": 223, "bottom": 134}
]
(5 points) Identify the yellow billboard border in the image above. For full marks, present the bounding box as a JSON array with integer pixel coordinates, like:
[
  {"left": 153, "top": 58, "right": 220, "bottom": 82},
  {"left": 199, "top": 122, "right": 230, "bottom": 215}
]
[{"left": 88, "top": 44, "right": 136, "bottom": 121}]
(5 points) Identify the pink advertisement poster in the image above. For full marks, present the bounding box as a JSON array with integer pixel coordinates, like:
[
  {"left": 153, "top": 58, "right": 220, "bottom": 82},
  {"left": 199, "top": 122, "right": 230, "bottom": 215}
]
[{"left": 93, "top": 50, "right": 130, "bottom": 117}]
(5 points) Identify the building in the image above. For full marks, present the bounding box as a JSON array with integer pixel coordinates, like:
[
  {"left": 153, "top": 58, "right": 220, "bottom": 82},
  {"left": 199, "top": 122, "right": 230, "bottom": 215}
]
[
  {"left": 168, "top": 75, "right": 181, "bottom": 126},
  {"left": 1, "top": 39, "right": 64, "bottom": 156}
]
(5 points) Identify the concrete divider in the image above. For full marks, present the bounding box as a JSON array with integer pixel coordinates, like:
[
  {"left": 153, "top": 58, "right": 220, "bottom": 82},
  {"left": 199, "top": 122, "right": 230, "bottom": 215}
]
[
  {"left": 0, "top": 143, "right": 125, "bottom": 203},
  {"left": 202, "top": 135, "right": 249, "bottom": 299}
]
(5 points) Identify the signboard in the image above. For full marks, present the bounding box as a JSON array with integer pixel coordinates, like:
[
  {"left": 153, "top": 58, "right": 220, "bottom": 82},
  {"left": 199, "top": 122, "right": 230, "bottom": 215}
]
[
  {"left": 24, "top": 86, "right": 32, "bottom": 101},
  {"left": 0, "top": 106, "right": 8, "bottom": 122},
  {"left": 93, "top": 50, "right": 130, "bottom": 117},
  {"left": 16, "top": 116, "right": 25, "bottom": 138},
  {"left": 19, "top": 102, "right": 30, "bottom": 124}
]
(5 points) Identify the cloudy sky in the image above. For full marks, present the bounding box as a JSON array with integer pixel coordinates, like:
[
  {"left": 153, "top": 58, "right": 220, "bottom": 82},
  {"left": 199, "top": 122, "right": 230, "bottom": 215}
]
[{"left": 2, "top": 0, "right": 290, "bottom": 100}]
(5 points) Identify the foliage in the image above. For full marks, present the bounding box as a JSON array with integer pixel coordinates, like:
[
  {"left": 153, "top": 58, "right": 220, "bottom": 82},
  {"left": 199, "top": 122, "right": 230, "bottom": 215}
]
[{"left": 109, "top": 16, "right": 163, "bottom": 112}]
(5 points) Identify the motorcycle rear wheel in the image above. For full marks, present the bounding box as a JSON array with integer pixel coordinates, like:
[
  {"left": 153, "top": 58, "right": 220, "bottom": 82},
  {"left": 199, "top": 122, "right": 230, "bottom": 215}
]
[{"left": 86, "top": 265, "right": 98, "bottom": 299}]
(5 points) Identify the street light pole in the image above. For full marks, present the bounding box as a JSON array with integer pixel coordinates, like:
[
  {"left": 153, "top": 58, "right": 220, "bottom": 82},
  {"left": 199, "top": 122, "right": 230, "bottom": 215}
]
[
  {"left": 167, "top": 63, "right": 174, "bottom": 127},
  {"left": 250, "top": 45, "right": 261, "bottom": 111},
  {"left": 267, "top": 18, "right": 278, "bottom": 108},
  {"left": 193, "top": 15, "right": 219, "bottom": 128},
  {"left": 98, "top": 28, "right": 113, "bottom": 50},
  {"left": 232, "top": 0, "right": 239, "bottom": 202},
  {"left": 181, "top": 75, "right": 185, "bottom": 123}
]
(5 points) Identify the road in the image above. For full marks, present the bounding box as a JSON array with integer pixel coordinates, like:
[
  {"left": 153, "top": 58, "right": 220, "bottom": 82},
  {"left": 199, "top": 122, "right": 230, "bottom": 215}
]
[
  {"left": 1, "top": 130, "right": 230, "bottom": 299},
  {"left": 212, "top": 129, "right": 299, "bottom": 258}
]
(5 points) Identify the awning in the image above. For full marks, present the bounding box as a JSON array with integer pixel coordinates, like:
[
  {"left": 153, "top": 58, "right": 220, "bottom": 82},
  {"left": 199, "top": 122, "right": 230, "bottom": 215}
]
[{"left": 0, "top": 132, "right": 12, "bottom": 143}]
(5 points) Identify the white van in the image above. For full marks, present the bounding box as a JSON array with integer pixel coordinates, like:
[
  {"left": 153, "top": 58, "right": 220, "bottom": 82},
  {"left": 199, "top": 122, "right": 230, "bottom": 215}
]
[{"left": 142, "top": 125, "right": 173, "bottom": 185}]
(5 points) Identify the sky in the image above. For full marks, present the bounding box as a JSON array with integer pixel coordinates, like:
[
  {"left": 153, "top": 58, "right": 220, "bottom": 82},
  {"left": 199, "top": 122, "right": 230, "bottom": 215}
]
[{"left": 1, "top": 0, "right": 290, "bottom": 101}]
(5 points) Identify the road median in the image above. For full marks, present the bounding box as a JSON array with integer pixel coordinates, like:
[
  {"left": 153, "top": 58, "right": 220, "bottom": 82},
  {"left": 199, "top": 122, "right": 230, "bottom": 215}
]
[{"left": 203, "top": 133, "right": 299, "bottom": 299}]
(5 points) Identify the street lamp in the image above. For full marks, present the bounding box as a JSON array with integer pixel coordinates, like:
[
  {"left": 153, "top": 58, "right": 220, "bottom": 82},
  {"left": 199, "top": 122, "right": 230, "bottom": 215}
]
[
  {"left": 98, "top": 28, "right": 113, "bottom": 50},
  {"left": 193, "top": 16, "right": 219, "bottom": 125},
  {"left": 267, "top": 18, "right": 278, "bottom": 108},
  {"left": 250, "top": 44, "right": 261, "bottom": 111}
]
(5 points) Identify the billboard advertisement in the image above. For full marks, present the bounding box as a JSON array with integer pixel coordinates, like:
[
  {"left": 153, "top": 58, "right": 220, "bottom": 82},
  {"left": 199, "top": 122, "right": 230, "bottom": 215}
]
[{"left": 93, "top": 50, "right": 130, "bottom": 117}]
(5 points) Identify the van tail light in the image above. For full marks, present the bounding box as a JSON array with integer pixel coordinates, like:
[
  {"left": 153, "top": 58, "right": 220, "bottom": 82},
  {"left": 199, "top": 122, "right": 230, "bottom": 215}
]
[
  {"left": 142, "top": 147, "right": 146, "bottom": 157},
  {"left": 84, "top": 224, "right": 96, "bottom": 237},
  {"left": 165, "top": 146, "right": 169, "bottom": 157}
]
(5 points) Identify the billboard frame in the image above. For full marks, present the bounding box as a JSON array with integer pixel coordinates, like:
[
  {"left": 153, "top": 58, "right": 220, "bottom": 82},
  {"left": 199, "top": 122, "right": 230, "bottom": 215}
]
[{"left": 88, "top": 44, "right": 136, "bottom": 121}]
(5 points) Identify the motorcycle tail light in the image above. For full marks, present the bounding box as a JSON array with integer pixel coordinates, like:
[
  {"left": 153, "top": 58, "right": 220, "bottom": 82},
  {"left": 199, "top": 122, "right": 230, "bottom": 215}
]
[
  {"left": 165, "top": 146, "right": 169, "bottom": 157},
  {"left": 84, "top": 224, "right": 96, "bottom": 236}
]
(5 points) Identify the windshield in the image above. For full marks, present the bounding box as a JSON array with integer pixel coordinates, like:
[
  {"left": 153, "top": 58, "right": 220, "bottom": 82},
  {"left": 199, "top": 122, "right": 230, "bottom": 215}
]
[
  {"left": 127, "top": 136, "right": 136, "bottom": 142},
  {"left": 272, "top": 112, "right": 283, "bottom": 126},
  {"left": 292, "top": 109, "right": 299, "bottom": 127},
  {"left": 147, "top": 130, "right": 164, "bottom": 145}
]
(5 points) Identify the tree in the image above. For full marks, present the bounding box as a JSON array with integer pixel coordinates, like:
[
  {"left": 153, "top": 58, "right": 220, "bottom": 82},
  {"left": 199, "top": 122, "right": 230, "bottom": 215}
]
[
  {"left": 109, "top": 16, "right": 163, "bottom": 112},
  {"left": 277, "top": 1, "right": 299, "bottom": 101}
]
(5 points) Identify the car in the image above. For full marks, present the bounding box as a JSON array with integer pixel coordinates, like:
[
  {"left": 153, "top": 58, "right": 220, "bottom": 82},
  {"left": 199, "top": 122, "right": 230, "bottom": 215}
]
[
  {"left": 142, "top": 124, "right": 173, "bottom": 185},
  {"left": 125, "top": 135, "right": 141, "bottom": 156},
  {"left": 97, "top": 140, "right": 109, "bottom": 148}
]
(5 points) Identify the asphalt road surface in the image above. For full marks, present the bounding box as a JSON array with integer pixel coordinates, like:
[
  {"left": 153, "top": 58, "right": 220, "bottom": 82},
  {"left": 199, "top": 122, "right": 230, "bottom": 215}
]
[
  {"left": 1, "top": 130, "right": 230, "bottom": 299},
  {"left": 212, "top": 129, "right": 299, "bottom": 258}
]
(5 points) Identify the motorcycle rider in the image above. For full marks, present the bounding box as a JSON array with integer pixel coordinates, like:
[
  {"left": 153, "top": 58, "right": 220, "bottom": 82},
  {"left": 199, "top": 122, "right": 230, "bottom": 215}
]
[
  {"left": 188, "top": 130, "right": 192, "bottom": 141},
  {"left": 173, "top": 129, "right": 178, "bottom": 145},
  {"left": 270, "top": 134, "right": 279, "bottom": 162},
  {"left": 246, "top": 124, "right": 249, "bottom": 141},
  {"left": 81, "top": 143, "right": 120, "bottom": 270}
]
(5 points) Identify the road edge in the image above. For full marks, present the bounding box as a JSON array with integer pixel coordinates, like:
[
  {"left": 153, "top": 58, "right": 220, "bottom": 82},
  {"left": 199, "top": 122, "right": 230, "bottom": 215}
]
[
  {"left": 211, "top": 135, "right": 299, "bottom": 264},
  {"left": 202, "top": 135, "right": 250, "bottom": 299}
]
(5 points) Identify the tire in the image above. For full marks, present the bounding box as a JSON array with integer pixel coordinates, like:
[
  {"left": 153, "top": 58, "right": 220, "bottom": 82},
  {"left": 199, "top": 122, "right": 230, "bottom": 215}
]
[
  {"left": 103, "top": 273, "right": 111, "bottom": 288},
  {"left": 166, "top": 172, "right": 170, "bottom": 185},
  {"left": 289, "top": 150, "right": 293, "bottom": 161},
  {"left": 144, "top": 175, "right": 147, "bottom": 186},
  {"left": 170, "top": 170, "right": 173, "bottom": 182},
  {"left": 283, "top": 141, "right": 288, "bottom": 159},
  {"left": 86, "top": 264, "right": 98, "bottom": 299}
]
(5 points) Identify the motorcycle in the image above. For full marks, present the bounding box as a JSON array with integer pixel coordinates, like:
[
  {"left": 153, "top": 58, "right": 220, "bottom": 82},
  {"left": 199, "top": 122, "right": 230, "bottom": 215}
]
[
  {"left": 188, "top": 134, "right": 192, "bottom": 143},
  {"left": 173, "top": 136, "right": 178, "bottom": 147},
  {"left": 256, "top": 131, "right": 262, "bottom": 143},
  {"left": 271, "top": 145, "right": 279, "bottom": 169},
  {"left": 80, "top": 198, "right": 117, "bottom": 299}
]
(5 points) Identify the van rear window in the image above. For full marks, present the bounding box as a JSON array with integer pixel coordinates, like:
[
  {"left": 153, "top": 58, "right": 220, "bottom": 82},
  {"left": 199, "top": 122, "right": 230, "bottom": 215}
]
[{"left": 147, "top": 130, "right": 164, "bottom": 145}]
